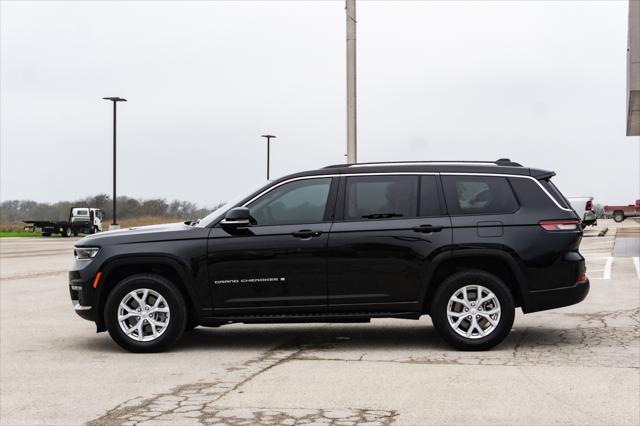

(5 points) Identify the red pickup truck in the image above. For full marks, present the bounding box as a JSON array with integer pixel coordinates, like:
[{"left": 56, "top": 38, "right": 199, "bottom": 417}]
[{"left": 604, "top": 200, "right": 640, "bottom": 222}]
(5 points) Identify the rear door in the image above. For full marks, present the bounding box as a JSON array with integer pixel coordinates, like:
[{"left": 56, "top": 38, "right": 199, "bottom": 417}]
[{"left": 326, "top": 174, "right": 452, "bottom": 312}]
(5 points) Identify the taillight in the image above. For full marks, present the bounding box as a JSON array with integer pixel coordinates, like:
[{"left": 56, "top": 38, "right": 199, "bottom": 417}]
[
  {"left": 538, "top": 220, "right": 580, "bottom": 231},
  {"left": 585, "top": 200, "right": 593, "bottom": 211},
  {"left": 577, "top": 274, "right": 586, "bottom": 282}
]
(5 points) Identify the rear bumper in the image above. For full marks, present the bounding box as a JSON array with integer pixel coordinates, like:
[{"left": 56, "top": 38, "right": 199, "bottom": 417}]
[
  {"left": 582, "top": 212, "right": 597, "bottom": 226},
  {"left": 522, "top": 278, "right": 590, "bottom": 313}
]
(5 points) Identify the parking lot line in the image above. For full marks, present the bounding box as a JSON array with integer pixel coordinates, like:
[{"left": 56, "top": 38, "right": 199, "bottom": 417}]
[
  {"left": 634, "top": 257, "right": 640, "bottom": 279},
  {"left": 603, "top": 256, "right": 613, "bottom": 280}
]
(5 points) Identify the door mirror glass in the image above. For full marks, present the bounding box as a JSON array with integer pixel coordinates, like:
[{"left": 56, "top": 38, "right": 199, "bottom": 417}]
[{"left": 222, "top": 207, "right": 251, "bottom": 226}]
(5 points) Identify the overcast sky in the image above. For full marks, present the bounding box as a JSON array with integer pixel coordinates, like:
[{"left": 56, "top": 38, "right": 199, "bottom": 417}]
[{"left": 1, "top": 0, "right": 638, "bottom": 208}]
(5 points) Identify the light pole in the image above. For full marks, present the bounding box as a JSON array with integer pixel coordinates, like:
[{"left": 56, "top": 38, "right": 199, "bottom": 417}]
[
  {"left": 346, "top": 0, "right": 357, "bottom": 163},
  {"left": 261, "top": 134, "right": 276, "bottom": 180},
  {"left": 102, "top": 97, "right": 127, "bottom": 229}
]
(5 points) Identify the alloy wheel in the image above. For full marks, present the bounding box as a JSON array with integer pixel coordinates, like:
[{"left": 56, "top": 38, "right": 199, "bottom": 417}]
[
  {"left": 446, "top": 285, "right": 501, "bottom": 339},
  {"left": 117, "top": 288, "right": 171, "bottom": 342}
]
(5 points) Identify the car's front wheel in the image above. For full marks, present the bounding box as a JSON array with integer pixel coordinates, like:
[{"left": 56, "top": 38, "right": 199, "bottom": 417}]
[
  {"left": 430, "top": 270, "right": 515, "bottom": 351},
  {"left": 104, "top": 274, "right": 187, "bottom": 353}
]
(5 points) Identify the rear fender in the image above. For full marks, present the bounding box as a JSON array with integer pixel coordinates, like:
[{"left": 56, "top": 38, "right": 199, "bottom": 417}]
[{"left": 420, "top": 248, "right": 527, "bottom": 312}]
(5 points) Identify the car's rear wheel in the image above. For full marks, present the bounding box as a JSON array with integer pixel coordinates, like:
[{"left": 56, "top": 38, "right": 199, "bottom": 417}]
[
  {"left": 613, "top": 211, "right": 625, "bottom": 222},
  {"left": 104, "top": 274, "right": 187, "bottom": 353},
  {"left": 430, "top": 270, "right": 515, "bottom": 351}
]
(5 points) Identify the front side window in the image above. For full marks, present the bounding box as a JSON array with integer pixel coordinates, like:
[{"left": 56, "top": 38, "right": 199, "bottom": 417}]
[
  {"left": 442, "top": 175, "right": 519, "bottom": 215},
  {"left": 247, "top": 178, "right": 332, "bottom": 226},
  {"left": 345, "top": 175, "right": 418, "bottom": 220}
]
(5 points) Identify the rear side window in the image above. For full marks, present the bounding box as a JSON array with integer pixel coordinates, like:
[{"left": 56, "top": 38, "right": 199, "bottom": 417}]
[
  {"left": 442, "top": 176, "right": 519, "bottom": 215},
  {"left": 345, "top": 175, "right": 418, "bottom": 220},
  {"left": 538, "top": 179, "right": 571, "bottom": 209},
  {"left": 75, "top": 209, "right": 88, "bottom": 216}
]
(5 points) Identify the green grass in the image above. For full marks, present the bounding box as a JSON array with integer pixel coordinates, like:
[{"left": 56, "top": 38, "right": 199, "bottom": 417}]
[{"left": 0, "top": 230, "right": 43, "bottom": 238}]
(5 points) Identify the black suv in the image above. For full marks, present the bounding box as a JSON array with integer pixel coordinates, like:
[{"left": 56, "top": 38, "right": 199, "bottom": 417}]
[{"left": 70, "top": 159, "right": 589, "bottom": 352}]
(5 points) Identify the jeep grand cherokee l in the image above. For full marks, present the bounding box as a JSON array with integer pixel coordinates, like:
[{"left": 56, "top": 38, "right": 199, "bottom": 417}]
[{"left": 69, "top": 159, "right": 589, "bottom": 352}]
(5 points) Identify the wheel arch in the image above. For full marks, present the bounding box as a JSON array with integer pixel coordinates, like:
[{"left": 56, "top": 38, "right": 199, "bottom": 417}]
[
  {"left": 422, "top": 249, "right": 526, "bottom": 313},
  {"left": 95, "top": 255, "right": 200, "bottom": 332}
]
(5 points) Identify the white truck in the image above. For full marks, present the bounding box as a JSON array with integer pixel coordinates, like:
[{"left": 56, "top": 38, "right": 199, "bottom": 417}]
[
  {"left": 24, "top": 207, "right": 104, "bottom": 237},
  {"left": 567, "top": 197, "right": 597, "bottom": 229}
]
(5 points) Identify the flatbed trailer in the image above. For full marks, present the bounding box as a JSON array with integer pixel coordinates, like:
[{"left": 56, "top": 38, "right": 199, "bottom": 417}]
[{"left": 24, "top": 207, "right": 104, "bottom": 237}]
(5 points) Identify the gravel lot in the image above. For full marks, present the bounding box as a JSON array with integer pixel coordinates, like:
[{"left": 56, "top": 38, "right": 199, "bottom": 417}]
[{"left": 1, "top": 219, "right": 638, "bottom": 425}]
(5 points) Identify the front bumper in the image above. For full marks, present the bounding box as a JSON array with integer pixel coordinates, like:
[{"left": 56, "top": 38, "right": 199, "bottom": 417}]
[
  {"left": 522, "top": 278, "right": 590, "bottom": 313},
  {"left": 69, "top": 270, "right": 97, "bottom": 322}
]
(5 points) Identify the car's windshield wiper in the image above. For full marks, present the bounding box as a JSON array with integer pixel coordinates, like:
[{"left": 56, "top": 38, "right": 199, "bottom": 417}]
[{"left": 362, "top": 213, "right": 403, "bottom": 219}]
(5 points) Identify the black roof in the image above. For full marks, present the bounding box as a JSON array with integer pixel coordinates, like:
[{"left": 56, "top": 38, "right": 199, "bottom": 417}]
[{"left": 275, "top": 159, "right": 555, "bottom": 183}]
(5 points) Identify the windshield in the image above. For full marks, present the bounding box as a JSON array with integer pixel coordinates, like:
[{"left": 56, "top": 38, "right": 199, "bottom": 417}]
[{"left": 196, "top": 181, "right": 269, "bottom": 227}]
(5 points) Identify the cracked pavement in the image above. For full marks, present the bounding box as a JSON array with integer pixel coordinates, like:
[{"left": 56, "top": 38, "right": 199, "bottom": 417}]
[{"left": 1, "top": 219, "right": 639, "bottom": 425}]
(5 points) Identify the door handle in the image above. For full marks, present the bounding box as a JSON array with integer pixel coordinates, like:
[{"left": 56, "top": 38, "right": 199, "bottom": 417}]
[
  {"left": 412, "top": 224, "right": 444, "bottom": 233},
  {"left": 292, "top": 230, "right": 323, "bottom": 239}
]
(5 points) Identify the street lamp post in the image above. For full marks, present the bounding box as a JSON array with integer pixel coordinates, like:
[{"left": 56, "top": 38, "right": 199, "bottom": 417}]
[
  {"left": 102, "top": 97, "right": 127, "bottom": 229},
  {"left": 260, "top": 134, "right": 276, "bottom": 180}
]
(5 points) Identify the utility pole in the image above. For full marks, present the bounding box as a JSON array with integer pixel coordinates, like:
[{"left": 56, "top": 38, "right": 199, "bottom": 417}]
[
  {"left": 102, "top": 97, "right": 127, "bottom": 229},
  {"left": 261, "top": 134, "right": 276, "bottom": 180},
  {"left": 346, "top": 0, "right": 357, "bottom": 164}
]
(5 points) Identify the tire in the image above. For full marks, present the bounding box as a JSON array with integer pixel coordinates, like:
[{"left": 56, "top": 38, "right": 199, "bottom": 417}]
[
  {"left": 613, "top": 211, "right": 625, "bottom": 223},
  {"left": 90, "top": 226, "right": 98, "bottom": 235},
  {"left": 104, "top": 274, "right": 187, "bottom": 353},
  {"left": 62, "top": 227, "right": 72, "bottom": 238},
  {"left": 430, "top": 270, "right": 515, "bottom": 351}
]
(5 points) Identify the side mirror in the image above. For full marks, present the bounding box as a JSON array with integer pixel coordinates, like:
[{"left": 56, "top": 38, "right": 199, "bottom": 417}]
[{"left": 221, "top": 207, "right": 251, "bottom": 227}]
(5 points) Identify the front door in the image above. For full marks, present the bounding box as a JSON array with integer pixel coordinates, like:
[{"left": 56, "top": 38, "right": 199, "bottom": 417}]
[
  {"left": 207, "top": 177, "right": 337, "bottom": 314},
  {"left": 327, "top": 174, "right": 452, "bottom": 312}
]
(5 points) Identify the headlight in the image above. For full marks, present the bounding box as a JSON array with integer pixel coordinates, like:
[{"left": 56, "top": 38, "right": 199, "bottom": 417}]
[{"left": 74, "top": 247, "right": 100, "bottom": 260}]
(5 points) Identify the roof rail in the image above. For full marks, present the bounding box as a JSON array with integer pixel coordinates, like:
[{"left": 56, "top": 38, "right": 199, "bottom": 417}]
[{"left": 323, "top": 159, "right": 523, "bottom": 169}]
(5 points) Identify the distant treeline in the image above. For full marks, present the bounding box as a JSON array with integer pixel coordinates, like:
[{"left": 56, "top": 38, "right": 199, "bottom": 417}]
[{"left": 0, "top": 194, "right": 221, "bottom": 223}]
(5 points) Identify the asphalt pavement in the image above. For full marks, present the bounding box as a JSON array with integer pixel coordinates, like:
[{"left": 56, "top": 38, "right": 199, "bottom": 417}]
[{"left": 1, "top": 219, "right": 638, "bottom": 425}]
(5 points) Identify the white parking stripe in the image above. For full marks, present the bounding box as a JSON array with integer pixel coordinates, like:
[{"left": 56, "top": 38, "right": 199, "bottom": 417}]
[
  {"left": 633, "top": 257, "right": 640, "bottom": 279},
  {"left": 603, "top": 257, "right": 613, "bottom": 280}
]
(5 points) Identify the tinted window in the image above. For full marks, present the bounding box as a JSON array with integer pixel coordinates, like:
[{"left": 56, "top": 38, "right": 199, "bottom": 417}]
[
  {"left": 420, "top": 176, "right": 441, "bottom": 217},
  {"left": 443, "top": 176, "right": 519, "bottom": 215},
  {"left": 539, "top": 179, "right": 570, "bottom": 209},
  {"left": 345, "top": 176, "right": 418, "bottom": 220},
  {"left": 247, "top": 178, "right": 331, "bottom": 226},
  {"left": 75, "top": 209, "right": 88, "bottom": 216}
]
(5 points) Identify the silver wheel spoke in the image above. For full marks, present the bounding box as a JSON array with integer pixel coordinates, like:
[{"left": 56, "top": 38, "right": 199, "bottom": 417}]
[
  {"left": 119, "top": 303, "right": 135, "bottom": 313},
  {"left": 447, "top": 284, "right": 501, "bottom": 340},
  {"left": 480, "top": 313, "right": 498, "bottom": 327},
  {"left": 118, "top": 312, "right": 136, "bottom": 322},
  {"left": 452, "top": 316, "right": 465, "bottom": 328},
  {"left": 462, "top": 287, "right": 470, "bottom": 306},
  {"left": 451, "top": 296, "right": 468, "bottom": 307},
  {"left": 466, "top": 318, "right": 478, "bottom": 337}
]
